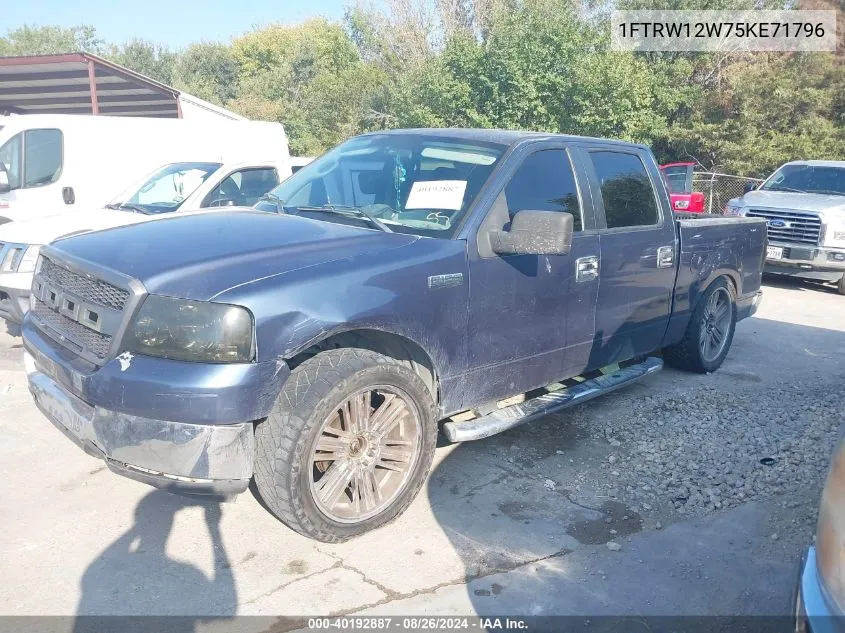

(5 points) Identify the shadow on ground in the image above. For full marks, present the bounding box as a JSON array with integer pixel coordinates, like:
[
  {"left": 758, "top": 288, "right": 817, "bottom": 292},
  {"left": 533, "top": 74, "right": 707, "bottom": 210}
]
[
  {"left": 73, "top": 491, "right": 237, "bottom": 633},
  {"left": 761, "top": 273, "right": 842, "bottom": 296}
]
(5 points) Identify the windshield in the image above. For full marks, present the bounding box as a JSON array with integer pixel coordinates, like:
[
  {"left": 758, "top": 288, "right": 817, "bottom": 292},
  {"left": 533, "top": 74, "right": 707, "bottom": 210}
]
[
  {"left": 760, "top": 164, "right": 845, "bottom": 196},
  {"left": 117, "top": 162, "right": 222, "bottom": 214},
  {"left": 256, "top": 133, "right": 506, "bottom": 238}
]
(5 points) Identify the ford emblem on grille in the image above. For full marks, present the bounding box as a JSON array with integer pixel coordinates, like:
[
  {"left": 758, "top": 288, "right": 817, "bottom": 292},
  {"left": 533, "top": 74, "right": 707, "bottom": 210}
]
[{"left": 768, "top": 219, "right": 789, "bottom": 228}]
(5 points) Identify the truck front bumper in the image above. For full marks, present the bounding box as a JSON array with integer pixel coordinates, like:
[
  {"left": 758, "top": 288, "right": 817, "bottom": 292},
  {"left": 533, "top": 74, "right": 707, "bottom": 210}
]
[
  {"left": 0, "top": 271, "right": 33, "bottom": 325},
  {"left": 765, "top": 243, "right": 845, "bottom": 283},
  {"left": 26, "top": 351, "right": 255, "bottom": 496}
]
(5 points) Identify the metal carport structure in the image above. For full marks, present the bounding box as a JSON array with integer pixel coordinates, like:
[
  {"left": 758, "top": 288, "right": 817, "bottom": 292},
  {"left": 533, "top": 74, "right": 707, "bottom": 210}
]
[{"left": 0, "top": 53, "right": 185, "bottom": 118}]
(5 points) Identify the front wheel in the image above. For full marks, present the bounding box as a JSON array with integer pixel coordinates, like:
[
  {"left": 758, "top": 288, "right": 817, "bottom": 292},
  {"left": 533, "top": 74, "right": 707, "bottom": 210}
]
[
  {"left": 837, "top": 274, "right": 845, "bottom": 296},
  {"left": 663, "top": 278, "right": 737, "bottom": 373},
  {"left": 253, "top": 348, "right": 437, "bottom": 542}
]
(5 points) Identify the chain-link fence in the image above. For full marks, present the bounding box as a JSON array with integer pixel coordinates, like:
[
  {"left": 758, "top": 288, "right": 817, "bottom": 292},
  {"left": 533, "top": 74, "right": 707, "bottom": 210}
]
[{"left": 691, "top": 172, "right": 765, "bottom": 215}]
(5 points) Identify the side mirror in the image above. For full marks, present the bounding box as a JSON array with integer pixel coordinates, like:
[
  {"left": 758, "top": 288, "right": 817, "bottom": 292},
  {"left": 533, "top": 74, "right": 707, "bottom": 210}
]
[
  {"left": 491, "top": 210, "right": 574, "bottom": 256},
  {"left": 743, "top": 181, "right": 756, "bottom": 194},
  {"left": 0, "top": 163, "right": 9, "bottom": 194}
]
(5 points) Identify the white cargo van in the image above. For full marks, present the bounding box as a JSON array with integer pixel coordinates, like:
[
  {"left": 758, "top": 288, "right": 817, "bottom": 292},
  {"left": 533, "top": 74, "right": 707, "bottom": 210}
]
[{"left": 0, "top": 114, "right": 291, "bottom": 224}]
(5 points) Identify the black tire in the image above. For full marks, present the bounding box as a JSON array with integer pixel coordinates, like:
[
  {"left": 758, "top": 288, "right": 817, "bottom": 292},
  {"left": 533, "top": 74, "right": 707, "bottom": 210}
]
[
  {"left": 663, "top": 277, "right": 737, "bottom": 374},
  {"left": 253, "top": 348, "right": 437, "bottom": 542},
  {"left": 838, "top": 274, "right": 845, "bottom": 296}
]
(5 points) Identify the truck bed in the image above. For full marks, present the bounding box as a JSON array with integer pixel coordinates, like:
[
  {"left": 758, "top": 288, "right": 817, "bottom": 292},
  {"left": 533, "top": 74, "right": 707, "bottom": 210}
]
[{"left": 664, "top": 215, "right": 767, "bottom": 344}]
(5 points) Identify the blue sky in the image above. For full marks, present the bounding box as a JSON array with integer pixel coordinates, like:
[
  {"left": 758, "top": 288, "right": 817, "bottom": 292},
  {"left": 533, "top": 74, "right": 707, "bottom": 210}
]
[{"left": 4, "top": 0, "right": 350, "bottom": 48}]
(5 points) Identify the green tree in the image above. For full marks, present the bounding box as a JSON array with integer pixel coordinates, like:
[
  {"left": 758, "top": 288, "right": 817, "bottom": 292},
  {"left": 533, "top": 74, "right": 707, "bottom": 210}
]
[
  {"left": 172, "top": 42, "right": 239, "bottom": 105},
  {"left": 0, "top": 25, "right": 103, "bottom": 56},
  {"left": 229, "top": 19, "right": 388, "bottom": 154},
  {"left": 107, "top": 39, "right": 177, "bottom": 84}
]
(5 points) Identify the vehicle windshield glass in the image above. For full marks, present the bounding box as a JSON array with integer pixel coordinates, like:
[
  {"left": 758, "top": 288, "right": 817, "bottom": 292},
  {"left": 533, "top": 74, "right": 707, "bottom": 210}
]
[
  {"left": 257, "top": 133, "right": 507, "bottom": 238},
  {"left": 120, "top": 162, "right": 222, "bottom": 214},
  {"left": 760, "top": 164, "right": 845, "bottom": 196}
]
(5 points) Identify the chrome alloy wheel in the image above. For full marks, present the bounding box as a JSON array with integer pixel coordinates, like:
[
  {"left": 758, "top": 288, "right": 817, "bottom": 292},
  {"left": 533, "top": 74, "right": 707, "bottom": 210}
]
[
  {"left": 309, "top": 387, "right": 422, "bottom": 523},
  {"left": 699, "top": 286, "right": 732, "bottom": 363}
]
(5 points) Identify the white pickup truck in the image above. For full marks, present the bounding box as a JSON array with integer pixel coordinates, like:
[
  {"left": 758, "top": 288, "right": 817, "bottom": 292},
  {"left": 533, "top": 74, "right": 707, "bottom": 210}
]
[
  {"left": 725, "top": 160, "right": 845, "bottom": 295},
  {"left": 0, "top": 159, "right": 287, "bottom": 325}
]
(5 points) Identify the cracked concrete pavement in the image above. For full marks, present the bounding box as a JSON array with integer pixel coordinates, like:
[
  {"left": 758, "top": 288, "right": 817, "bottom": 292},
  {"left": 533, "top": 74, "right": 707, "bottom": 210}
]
[{"left": 1, "top": 276, "right": 843, "bottom": 626}]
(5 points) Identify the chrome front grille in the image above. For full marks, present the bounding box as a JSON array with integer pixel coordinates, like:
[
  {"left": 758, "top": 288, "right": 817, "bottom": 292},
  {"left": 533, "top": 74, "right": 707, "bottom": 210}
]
[
  {"left": 38, "top": 256, "right": 129, "bottom": 310},
  {"left": 745, "top": 208, "right": 822, "bottom": 246},
  {"left": 31, "top": 299, "right": 113, "bottom": 359}
]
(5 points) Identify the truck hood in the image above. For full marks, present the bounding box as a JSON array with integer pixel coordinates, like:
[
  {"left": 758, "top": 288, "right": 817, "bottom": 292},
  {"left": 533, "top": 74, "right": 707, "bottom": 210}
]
[
  {"left": 742, "top": 190, "right": 845, "bottom": 215},
  {"left": 50, "top": 211, "right": 419, "bottom": 300},
  {"left": 0, "top": 208, "right": 154, "bottom": 245}
]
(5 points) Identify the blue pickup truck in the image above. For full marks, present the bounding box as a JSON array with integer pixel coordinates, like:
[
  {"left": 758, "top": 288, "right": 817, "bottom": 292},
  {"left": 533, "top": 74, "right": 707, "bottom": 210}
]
[{"left": 22, "top": 129, "right": 766, "bottom": 541}]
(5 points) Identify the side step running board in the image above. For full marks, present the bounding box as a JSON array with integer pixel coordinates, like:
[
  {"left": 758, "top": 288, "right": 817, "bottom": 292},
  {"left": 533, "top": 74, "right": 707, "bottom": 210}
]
[{"left": 442, "top": 356, "right": 663, "bottom": 443}]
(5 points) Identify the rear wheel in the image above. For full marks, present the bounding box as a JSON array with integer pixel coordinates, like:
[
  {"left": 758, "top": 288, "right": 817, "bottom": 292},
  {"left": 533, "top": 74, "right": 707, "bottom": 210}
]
[
  {"left": 837, "top": 274, "right": 845, "bottom": 296},
  {"left": 663, "top": 278, "right": 737, "bottom": 373},
  {"left": 253, "top": 348, "right": 437, "bottom": 542}
]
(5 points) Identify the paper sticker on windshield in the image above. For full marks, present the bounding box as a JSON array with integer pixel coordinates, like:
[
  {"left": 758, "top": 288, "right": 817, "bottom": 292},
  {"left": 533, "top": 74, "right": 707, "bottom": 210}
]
[{"left": 406, "top": 180, "right": 467, "bottom": 211}]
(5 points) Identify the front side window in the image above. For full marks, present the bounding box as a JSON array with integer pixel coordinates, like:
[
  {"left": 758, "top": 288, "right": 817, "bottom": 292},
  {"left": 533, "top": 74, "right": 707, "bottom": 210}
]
[
  {"left": 258, "top": 133, "right": 506, "bottom": 238},
  {"left": 761, "top": 164, "right": 845, "bottom": 196},
  {"left": 0, "top": 133, "right": 23, "bottom": 190},
  {"left": 590, "top": 151, "right": 659, "bottom": 229},
  {"left": 23, "top": 129, "right": 63, "bottom": 188},
  {"left": 504, "top": 149, "right": 582, "bottom": 231},
  {"left": 121, "top": 162, "right": 222, "bottom": 214},
  {"left": 206, "top": 168, "right": 279, "bottom": 207}
]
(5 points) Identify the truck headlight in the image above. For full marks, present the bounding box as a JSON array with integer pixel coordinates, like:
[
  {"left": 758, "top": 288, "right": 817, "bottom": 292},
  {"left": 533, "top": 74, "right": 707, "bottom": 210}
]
[
  {"left": 725, "top": 203, "right": 745, "bottom": 216},
  {"left": 124, "top": 295, "right": 255, "bottom": 363},
  {"left": 815, "top": 439, "right": 845, "bottom": 613}
]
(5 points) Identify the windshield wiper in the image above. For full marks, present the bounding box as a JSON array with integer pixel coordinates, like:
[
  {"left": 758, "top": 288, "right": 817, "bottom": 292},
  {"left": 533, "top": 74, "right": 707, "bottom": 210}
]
[
  {"left": 105, "top": 202, "right": 151, "bottom": 214},
  {"left": 765, "top": 186, "right": 807, "bottom": 193},
  {"left": 258, "top": 192, "right": 285, "bottom": 213},
  {"left": 291, "top": 204, "right": 394, "bottom": 233}
]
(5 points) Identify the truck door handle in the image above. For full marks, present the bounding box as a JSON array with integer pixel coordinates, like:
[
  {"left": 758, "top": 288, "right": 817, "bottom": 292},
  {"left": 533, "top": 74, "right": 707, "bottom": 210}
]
[
  {"left": 657, "top": 245, "right": 675, "bottom": 268},
  {"left": 575, "top": 256, "right": 599, "bottom": 282}
]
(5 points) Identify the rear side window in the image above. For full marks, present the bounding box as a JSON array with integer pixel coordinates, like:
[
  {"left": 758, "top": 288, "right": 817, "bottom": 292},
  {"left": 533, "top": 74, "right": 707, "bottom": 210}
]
[
  {"left": 23, "top": 129, "right": 63, "bottom": 188},
  {"left": 504, "top": 149, "right": 582, "bottom": 231},
  {"left": 590, "top": 151, "right": 659, "bottom": 228}
]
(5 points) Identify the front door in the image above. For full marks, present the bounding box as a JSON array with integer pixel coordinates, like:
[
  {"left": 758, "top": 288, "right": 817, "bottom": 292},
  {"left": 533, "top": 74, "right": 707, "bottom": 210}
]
[
  {"left": 462, "top": 144, "right": 600, "bottom": 407},
  {"left": 0, "top": 128, "right": 65, "bottom": 222},
  {"left": 578, "top": 147, "right": 677, "bottom": 368}
]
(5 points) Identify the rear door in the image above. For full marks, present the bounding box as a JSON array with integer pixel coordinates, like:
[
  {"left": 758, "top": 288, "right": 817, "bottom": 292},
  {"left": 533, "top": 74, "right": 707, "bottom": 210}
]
[{"left": 578, "top": 145, "right": 677, "bottom": 368}]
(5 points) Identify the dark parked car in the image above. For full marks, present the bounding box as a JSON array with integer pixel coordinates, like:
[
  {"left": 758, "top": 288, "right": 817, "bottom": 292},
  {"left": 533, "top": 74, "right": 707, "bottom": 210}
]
[{"left": 22, "top": 129, "right": 766, "bottom": 541}]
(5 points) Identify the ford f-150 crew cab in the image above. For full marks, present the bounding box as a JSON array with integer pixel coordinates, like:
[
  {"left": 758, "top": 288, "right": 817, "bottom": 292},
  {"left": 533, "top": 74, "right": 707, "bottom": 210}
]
[
  {"left": 22, "top": 129, "right": 766, "bottom": 542},
  {"left": 725, "top": 160, "right": 845, "bottom": 295}
]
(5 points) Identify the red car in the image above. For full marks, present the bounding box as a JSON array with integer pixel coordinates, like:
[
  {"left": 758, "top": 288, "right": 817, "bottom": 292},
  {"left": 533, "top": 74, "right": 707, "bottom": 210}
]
[{"left": 660, "top": 162, "right": 705, "bottom": 213}]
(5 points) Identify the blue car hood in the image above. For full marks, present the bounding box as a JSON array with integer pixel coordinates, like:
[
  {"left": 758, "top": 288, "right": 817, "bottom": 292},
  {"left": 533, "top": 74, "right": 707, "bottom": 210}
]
[{"left": 52, "top": 211, "right": 419, "bottom": 300}]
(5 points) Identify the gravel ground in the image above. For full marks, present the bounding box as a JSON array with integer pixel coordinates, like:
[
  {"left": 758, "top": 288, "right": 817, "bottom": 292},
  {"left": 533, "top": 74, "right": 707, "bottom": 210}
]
[{"left": 602, "top": 382, "right": 843, "bottom": 517}]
